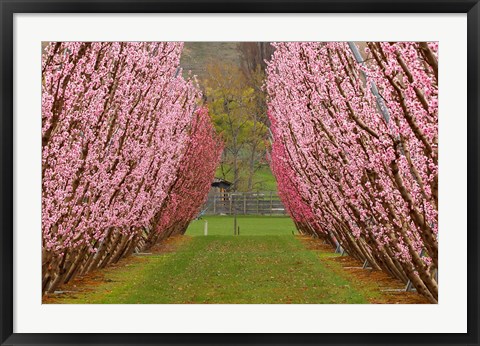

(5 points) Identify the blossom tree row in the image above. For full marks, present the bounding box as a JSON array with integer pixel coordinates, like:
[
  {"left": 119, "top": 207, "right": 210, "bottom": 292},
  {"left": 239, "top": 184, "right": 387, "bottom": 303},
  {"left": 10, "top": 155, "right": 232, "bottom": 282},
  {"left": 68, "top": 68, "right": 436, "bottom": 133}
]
[
  {"left": 267, "top": 42, "right": 438, "bottom": 303},
  {"left": 42, "top": 42, "right": 221, "bottom": 294},
  {"left": 139, "top": 106, "right": 223, "bottom": 249}
]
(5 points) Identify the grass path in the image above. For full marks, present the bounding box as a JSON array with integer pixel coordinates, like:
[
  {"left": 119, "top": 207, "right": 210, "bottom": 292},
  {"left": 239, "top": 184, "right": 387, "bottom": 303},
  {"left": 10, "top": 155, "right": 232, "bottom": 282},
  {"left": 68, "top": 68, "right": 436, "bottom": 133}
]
[{"left": 45, "top": 216, "right": 428, "bottom": 304}]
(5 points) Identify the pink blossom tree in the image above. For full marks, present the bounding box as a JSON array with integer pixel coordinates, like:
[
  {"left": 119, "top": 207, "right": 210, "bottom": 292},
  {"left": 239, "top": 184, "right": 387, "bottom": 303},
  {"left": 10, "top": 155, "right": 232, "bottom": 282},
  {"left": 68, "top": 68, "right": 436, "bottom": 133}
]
[
  {"left": 142, "top": 106, "right": 224, "bottom": 248},
  {"left": 267, "top": 42, "right": 438, "bottom": 302},
  {"left": 41, "top": 42, "right": 219, "bottom": 293}
]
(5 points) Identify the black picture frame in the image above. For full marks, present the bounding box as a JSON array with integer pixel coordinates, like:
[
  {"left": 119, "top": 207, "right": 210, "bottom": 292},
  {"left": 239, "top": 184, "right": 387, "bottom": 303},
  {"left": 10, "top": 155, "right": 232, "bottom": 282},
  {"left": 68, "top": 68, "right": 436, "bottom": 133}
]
[{"left": 1, "top": 0, "right": 478, "bottom": 345}]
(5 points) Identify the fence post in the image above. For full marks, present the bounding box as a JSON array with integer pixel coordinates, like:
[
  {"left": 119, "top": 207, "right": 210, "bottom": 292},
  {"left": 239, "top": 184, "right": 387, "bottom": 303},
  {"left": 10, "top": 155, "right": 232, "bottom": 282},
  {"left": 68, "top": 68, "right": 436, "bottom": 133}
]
[
  {"left": 244, "top": 194, "right": 247, "bottom": 214},
  {"left": 270, "top": 191, "right": 273, "bottom": 215}
]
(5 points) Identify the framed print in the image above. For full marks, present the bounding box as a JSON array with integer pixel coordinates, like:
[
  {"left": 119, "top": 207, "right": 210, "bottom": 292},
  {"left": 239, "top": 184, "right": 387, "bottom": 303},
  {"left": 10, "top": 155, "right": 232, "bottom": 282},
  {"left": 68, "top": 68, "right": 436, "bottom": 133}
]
[{"left": 1, "top": 0, "right": 479, "bottom": 345}]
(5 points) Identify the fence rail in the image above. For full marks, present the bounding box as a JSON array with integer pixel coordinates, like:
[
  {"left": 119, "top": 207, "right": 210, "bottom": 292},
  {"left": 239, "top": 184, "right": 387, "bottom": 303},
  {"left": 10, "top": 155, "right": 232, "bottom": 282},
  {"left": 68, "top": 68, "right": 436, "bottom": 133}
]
[{"left": 203, "top": 191, "right": 287, "bottom": 215}]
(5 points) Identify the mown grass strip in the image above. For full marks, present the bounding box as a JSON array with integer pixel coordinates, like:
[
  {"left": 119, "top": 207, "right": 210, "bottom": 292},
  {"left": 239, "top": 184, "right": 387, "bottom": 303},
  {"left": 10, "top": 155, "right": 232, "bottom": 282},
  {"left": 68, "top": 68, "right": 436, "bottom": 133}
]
[{"left": 50, "top": 234, "right": 376, "bottom": 304}]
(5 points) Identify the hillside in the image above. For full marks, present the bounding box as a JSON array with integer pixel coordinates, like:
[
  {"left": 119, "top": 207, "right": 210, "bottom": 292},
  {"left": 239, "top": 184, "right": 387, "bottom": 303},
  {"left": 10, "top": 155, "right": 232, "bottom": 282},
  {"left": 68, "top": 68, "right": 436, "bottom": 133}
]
[{"left": 180, "top": 42, "right": 241, "bottom": 82}]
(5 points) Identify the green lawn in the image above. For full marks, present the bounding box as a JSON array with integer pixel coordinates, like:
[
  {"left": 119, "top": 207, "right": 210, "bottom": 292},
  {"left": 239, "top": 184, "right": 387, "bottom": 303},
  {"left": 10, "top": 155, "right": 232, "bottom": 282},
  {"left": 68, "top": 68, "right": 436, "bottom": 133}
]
[
  {"left": 186, "top": 215, "right": 296, "bottom": 236},
  {"left": 53, "top": 235, "right": 375, "bottom": 304},
  {"left": 47, "top": 216, "right": 388, "bottom": 304}
]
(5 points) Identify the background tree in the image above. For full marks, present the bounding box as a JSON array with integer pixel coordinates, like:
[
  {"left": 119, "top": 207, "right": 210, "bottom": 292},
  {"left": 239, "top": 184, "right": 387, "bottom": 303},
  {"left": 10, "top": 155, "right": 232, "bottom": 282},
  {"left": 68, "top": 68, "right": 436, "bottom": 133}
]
[
  {"left": 204, "top": 62, "right": 268, "bottom": 191},
  {"left": 180, "top": 42, "right": 276, "bottom": 192},
  {"left": 237, "top": 42, "right": 274, "bottom": 191}
]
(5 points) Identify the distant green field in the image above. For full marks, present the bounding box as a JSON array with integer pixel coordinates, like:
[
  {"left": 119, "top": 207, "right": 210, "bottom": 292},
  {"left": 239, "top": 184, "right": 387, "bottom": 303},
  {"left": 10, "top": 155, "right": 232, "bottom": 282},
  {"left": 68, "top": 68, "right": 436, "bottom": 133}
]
[
  {"left": 215, "top": 164, "right": 278, "bottom": 192},
  {"left": 252, "top": 165, "right": 278, "bottom": 191},
  {"left": 186, "top": 215, "right": 296, "bottom": 236}
]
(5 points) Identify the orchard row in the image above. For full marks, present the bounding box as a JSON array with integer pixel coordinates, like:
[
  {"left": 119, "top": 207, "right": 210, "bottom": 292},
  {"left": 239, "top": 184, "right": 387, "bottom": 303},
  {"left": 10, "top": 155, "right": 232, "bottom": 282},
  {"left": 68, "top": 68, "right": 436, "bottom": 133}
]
[
  {"left": 268, "top": 42, "right": 438, "bottom": 303},
  {"left": 42, "top": 42, "right": 222, "bottom": 293}
]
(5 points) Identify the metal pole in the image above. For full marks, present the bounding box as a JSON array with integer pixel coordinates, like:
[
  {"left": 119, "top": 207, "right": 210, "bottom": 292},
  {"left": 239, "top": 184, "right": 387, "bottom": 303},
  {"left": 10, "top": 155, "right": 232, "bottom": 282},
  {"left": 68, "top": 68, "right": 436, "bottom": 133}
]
[
  {"left": 347, "top": 42, "right": 390, "bottom": 125},
  {"left": 204, "top": 220, "right": 208, "bottom": 236}
]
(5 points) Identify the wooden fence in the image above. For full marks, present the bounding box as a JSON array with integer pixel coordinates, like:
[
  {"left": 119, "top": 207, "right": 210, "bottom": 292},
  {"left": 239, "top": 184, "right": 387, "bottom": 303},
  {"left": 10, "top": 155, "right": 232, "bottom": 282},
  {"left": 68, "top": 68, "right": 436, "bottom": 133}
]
[{"left": 203, "top": 191, "right": 287, "bottom": 215}]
